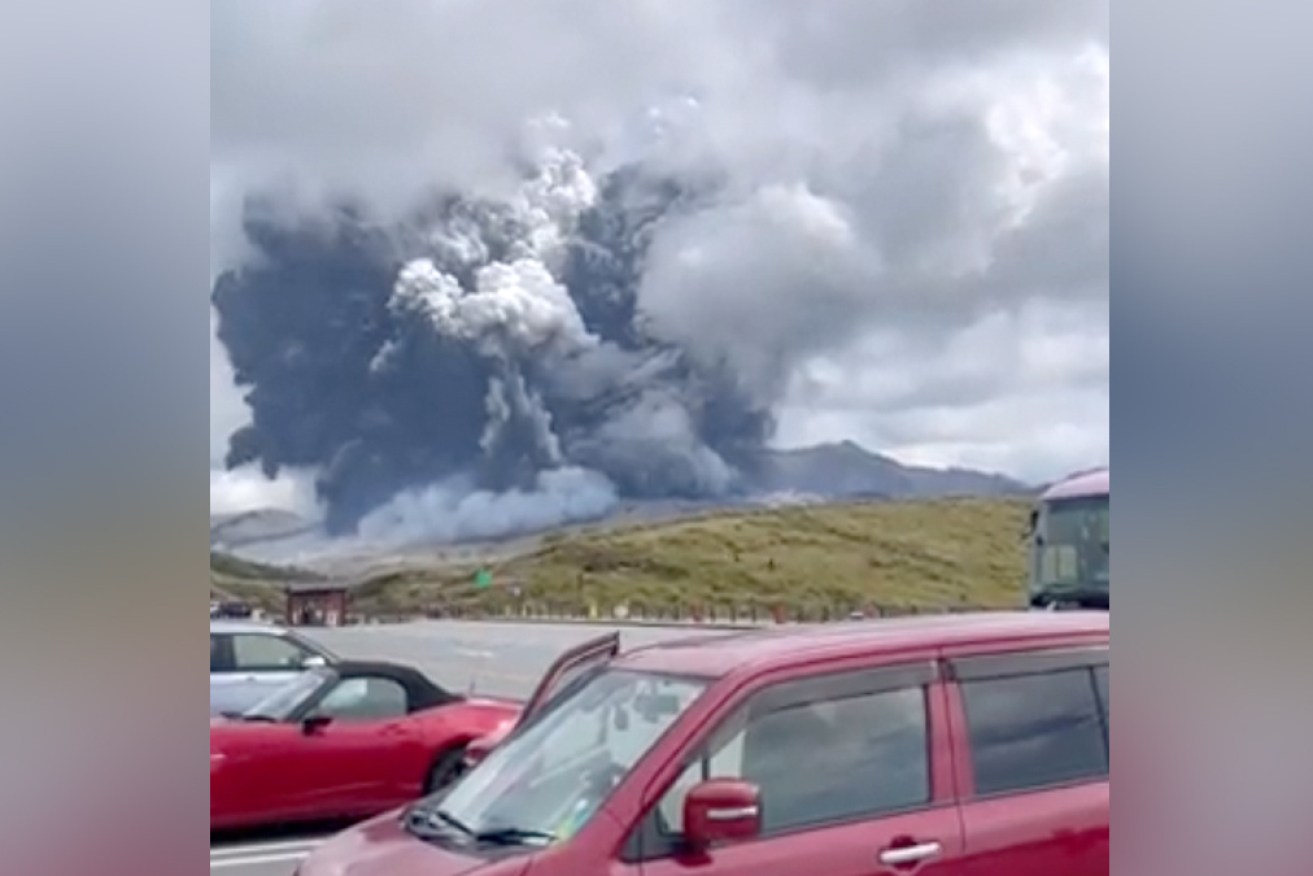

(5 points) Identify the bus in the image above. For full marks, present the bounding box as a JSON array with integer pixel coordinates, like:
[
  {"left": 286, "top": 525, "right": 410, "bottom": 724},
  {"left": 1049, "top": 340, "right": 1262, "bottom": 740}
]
[{"left": 1027, "top": 466, "right": 1109, "bottom": 610}]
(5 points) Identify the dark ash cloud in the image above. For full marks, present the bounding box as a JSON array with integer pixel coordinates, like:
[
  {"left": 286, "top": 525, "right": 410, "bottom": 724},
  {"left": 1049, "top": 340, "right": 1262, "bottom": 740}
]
[{"left": 210, "top": 0, "right": 1109, "bottom": 537}]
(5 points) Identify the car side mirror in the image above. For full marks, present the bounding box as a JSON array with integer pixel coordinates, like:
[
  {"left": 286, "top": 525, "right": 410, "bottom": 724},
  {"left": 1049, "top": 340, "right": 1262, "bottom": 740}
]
[
  {"left": 301, "top": 655, "right": 327, "bottom": 669},
  {"left": 301, "top": 714, "right": 333, "bottom": 735},
  {"left": 683, "top": 779, "right": 762, "bottom": 850}
]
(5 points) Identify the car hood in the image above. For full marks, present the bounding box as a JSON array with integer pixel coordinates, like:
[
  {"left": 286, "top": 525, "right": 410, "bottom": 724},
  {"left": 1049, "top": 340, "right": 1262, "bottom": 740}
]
[{"left": 299, "top": 810, "right": 532, "bottom": 876}]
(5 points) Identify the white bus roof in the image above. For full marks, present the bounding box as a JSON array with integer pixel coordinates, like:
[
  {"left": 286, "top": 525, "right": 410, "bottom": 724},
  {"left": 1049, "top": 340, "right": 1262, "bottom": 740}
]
[{"left": 1040, "top": 467, "right": 1109, "bottom": 501}]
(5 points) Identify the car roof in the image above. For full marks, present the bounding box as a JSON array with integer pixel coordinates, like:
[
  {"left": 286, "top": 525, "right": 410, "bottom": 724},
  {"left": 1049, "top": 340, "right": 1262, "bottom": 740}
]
[
  {"left": 328, "top": 660, "right": 461, "bottom": 711},
  {"left": 614, "top": 611, "right": 1108, "bottom": 679},
  {"left": 210, "top": 619, "right": 288, "bottom": 635}
]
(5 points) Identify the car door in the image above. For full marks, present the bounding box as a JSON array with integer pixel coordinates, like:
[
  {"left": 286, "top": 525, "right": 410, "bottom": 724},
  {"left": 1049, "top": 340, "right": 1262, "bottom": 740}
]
[
  {"left": 631, "top": 658, "right": 966, "bottom": 876},
  {"left": 278, "top": 673, "right": 423, "bottom": 819},
  {"left": 212, "top": 722, "right": 309, "bottom": 826},
  {"left": 945, "top": 644, "right": 1109, "bottom": 876},
  {"left": 517, "top": 631, "right": 621, "bottom": 730}
]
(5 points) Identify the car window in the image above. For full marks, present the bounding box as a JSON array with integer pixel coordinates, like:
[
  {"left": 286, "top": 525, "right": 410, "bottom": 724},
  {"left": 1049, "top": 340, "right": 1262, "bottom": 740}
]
[
  {"left": 313, "top": 677, "right": 408, "bottom": 721},
  {"left": 537, "top": 661, "right": 601, "bottom": 717},
  {"left": 960, "top": 667, "right": 1108, "bottom": 796},
  {"left": 654, "top": 680, "right": 930, "bottom": 841},
  {"left": 210, "top": 634, "right": 227, "bottom": 672},
  {"left": 437, "top": 670, "right": 707, "bottom": 843},
  {"left": 230, "top": 633, "right": 310, "bottom": 671}
]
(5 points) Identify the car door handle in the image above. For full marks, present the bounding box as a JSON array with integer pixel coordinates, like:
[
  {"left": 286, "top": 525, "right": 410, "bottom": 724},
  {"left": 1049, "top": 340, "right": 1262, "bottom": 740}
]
[{"left": 879, "top": 841, "right": 942, "bottom": 867}]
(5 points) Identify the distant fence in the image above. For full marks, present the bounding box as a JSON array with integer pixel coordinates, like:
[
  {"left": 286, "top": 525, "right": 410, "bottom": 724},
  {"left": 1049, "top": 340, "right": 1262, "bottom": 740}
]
[
  {"left": 355, "top": 598, "right": 994, "bottom": 627},
  {"left": 343, "top": 571, "right": 1001, "bottom": 628}
]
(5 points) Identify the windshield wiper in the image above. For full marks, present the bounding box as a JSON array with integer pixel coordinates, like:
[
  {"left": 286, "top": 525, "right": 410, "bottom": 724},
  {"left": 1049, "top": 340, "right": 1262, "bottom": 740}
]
[
  {"left": 403, "top": 805, "right": 554, "bottom": 848},
  {"left": 472, "top": 827, "right": 557, "bottom": 847},
  {"left": 435, "top": 809, "right": 477, "bottom": 837},
  {"left": 220, "top": 710, "right": 277, "bottom": 722},
  {"left": 403, "top": 804, "right": 471, "bottom": 841}
]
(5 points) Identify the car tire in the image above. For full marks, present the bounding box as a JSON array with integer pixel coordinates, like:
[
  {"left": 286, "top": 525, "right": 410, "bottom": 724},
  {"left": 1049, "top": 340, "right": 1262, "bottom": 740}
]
[{"left": 423, "top": 745, "right": 468, "bottom": 794}]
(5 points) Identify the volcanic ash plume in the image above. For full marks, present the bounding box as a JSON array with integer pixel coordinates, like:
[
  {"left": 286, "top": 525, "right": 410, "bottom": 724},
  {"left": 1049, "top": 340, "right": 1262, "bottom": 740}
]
[{"left": 212, "top": 153, "right": 771, "bottom": 539}]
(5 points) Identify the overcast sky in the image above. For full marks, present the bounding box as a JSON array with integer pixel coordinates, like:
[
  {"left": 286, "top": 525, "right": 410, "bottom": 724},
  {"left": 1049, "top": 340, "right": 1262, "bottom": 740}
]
[{"left": 211, "top": 0, "right": 1108, "bottom": 490}]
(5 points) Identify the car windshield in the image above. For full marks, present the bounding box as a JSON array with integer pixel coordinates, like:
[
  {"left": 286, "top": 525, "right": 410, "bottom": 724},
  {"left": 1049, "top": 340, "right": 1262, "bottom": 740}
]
[
  {"left": 424, "top": 669, "right": 706, "bottom": 844},
  {"left": 1030, "top": 494, "right": 1109, "bottom": 601},
  {"left": 242, "top": 669, "right": 331, "bottom": 721}
]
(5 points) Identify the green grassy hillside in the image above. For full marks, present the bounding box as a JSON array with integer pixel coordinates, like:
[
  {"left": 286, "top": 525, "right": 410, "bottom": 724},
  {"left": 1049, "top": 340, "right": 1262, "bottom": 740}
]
[
  {"left": 351, "top": 497, "right": 1032, "bottom": 619},
  {"left": 209, "top": 550, "right": 320, "bottom": 615}
]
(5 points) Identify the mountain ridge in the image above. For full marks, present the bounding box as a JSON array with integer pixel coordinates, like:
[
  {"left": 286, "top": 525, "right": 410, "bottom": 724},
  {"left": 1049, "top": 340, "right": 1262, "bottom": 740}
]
[{"left": 211, "top": 440, "right": 1032, "bottom": 563}]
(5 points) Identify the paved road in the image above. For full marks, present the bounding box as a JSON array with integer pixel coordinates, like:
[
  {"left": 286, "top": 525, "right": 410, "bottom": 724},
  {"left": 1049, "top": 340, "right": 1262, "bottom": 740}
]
[
  {"left": 211, "top": 620, "right": 725, "bottom": 874},
  {"left": 306, "top": 619, "right": 728, "bottom": 698},
  {"left": 210, "top": 835, "right": 325, "bottom": 875}
]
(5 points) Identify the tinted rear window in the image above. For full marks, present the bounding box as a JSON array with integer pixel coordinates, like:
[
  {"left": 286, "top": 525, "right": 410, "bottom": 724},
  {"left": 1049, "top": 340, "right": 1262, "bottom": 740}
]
[{"left": 961, "top": 667, "right": 1108, "bottom": 796}]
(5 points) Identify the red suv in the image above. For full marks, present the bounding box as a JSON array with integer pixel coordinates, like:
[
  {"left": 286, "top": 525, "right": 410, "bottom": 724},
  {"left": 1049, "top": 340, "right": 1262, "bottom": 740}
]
[{"left": 297, "top": 611, "right": 1109, "bottom": 876}]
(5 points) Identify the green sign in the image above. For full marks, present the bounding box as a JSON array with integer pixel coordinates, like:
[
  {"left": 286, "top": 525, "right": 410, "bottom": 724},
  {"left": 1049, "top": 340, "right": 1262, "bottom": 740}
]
[{"left": 474, "top": 568, "right": 492, "bottom": 589}]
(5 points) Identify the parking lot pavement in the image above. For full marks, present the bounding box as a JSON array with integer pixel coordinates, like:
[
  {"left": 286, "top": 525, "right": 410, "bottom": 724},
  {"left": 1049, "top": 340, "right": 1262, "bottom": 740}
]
[
  {"left": 210, "top": 837, "right": 321, "bottom": 875},
  {"left": 299, "top": 618, "right": 728, "bottom": 699},
  {"left": 210, "top": 620, "right": 724, "bottom": 875}
]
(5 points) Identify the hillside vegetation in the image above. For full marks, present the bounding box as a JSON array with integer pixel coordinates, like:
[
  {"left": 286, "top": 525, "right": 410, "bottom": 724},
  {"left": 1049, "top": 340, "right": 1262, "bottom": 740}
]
[
  {"left": 209, "top": 550, "right": 321, "bottom": 614},
  {"left": 351, "top": 497, "right": 1032, "bottom": 619},
  {"left": 210, "top": 551, "right": 323, "bottom": 582}
]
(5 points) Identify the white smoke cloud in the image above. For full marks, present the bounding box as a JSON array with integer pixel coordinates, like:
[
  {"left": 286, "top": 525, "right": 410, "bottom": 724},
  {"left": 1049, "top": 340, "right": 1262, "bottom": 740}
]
[
  {"left": 507, "top": 145, "right": 598, "bottom": 266},
  {"left": 357, "top": 466, "right": 618, "bottom": 546},
  {"left": 390, "top": 148, "right": 600, "bottom": 360},
  {"left": 209, "top": 465, "right": 320, "bottom": 519},
  {"left": 639, "top": 182, "right": 868, "bottom": 400},
  {"left": 393, "top": 257, "right": 594, "bottom": 358}
]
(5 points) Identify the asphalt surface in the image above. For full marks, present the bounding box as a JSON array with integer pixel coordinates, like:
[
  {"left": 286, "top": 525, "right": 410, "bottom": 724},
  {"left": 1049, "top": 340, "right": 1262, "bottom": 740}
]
[
  {"left": 210, "top": 835, "right": 326, "bottom": 876},
  {"left": 210, "top": 619, "right": 725, "bottom": 874}
]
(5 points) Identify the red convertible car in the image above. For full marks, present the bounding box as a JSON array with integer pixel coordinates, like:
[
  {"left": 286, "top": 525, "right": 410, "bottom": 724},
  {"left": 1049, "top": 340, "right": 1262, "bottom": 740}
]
[{"left": 210, "top": 660, "right": 520, "bottom": 831}]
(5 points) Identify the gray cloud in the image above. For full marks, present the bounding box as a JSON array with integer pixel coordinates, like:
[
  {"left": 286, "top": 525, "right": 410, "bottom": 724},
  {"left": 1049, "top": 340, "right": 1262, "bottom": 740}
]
[{"left": 211, "top": 0, "right": 1108, "bottom": 520}]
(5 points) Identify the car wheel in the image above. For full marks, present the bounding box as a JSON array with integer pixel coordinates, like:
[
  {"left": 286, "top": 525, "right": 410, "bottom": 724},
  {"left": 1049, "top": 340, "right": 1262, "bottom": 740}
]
[{"left": 424, "top": 745, "right": 468, "bottom": 794}]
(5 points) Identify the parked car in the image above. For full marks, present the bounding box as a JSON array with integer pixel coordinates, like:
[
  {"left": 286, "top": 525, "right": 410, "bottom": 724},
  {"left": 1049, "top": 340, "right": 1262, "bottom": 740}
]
[
  {"left": 297, "top": 611, "right": 1108, "bottom": 876},
  {"left": 212, "top": 599, "right": 254, "bottom": 619},
  {"left": 210, "top": 619, "right": 340, "bottom": 716},
  {"left": 211, "top": 660, "right": 519, "bottom": 831}
]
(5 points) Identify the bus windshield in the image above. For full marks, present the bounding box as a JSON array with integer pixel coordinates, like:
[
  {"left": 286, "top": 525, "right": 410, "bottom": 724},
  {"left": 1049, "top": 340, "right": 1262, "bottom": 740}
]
[{"left": 1030, "top": 494, "right": 1109, "bottom": 607}]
